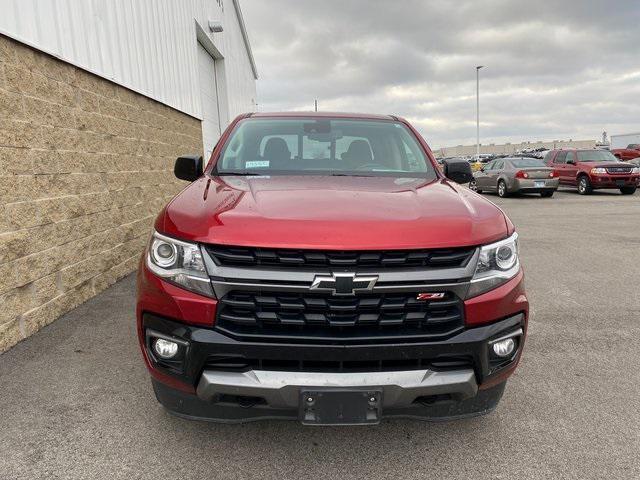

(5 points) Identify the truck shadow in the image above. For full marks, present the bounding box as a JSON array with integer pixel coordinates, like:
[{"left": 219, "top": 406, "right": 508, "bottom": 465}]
[
  {"left": 557, "top": 188, "right": 628, "bottom": 196},
  {"left": 157, "top": 405, "right": 501, "bottom": 471}
]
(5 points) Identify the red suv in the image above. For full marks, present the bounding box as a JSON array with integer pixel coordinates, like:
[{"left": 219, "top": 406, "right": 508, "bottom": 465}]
[
  {"left": 544, "top": 149, "right": 639, "bottom": 195},
  {"left": 136, "top": 112, "right": 529, "bottom": 425}
]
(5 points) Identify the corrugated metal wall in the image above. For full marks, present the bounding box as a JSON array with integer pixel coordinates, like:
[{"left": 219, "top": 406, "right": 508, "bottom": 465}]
[
  {"left": 610, "top": 134, "right": 640, "bottom": 149},
  {"left": 0, "top": 0, "right": 257, "bottom": 121}
]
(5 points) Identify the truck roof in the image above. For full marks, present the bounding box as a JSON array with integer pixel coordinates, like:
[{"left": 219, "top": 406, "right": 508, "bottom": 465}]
[{"left": 250, "top": 111, "right": 397, "bottom": 121}]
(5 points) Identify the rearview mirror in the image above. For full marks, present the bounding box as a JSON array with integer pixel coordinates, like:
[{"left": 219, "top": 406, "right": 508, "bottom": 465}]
[
  {"left": 443, "top": 160, "right": 474, "bottom": 184},
  {"left": 174, "top": 155, "right": 203, "bottom": 182}
]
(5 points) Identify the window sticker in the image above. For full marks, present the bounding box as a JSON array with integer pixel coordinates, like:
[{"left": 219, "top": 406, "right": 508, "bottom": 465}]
[{"left": 245, "top": 160, "right": 270, "bottom": 168}]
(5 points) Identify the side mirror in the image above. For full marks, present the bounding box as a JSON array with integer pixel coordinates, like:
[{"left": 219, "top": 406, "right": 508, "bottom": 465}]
[
  {"left": 443, "top": 160, "right": 474, "bottom": 184},
  {"left": 174, "top": 155, "right": 203, "bottom": 182},
  {"left": 566, "top": 159, "right": 575, "bottom": 165}
]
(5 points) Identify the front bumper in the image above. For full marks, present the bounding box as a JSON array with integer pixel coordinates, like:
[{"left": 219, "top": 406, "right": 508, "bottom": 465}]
[
  {"left": 137, "top": 253, "right": 528, "bottom": 423},
  {"left": 198, "top": 368, "right": 477, "bottom": 409},
  {"left": 589, "top": 174, "right": 639, "bottom": 188},
  {"left": 141, "top": 312, "right": 525, "bottom": 422},
  {"left": 152, "top": 376, "right": 506, "bottom": 423}
]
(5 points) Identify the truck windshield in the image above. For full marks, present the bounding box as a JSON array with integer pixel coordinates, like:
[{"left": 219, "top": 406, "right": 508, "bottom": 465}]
[
  {"left": 576, "top": 151, "right": 619, "bottom": 162},
  {"left": 215, "top": 118, "right": 437, "bottom": 178}
]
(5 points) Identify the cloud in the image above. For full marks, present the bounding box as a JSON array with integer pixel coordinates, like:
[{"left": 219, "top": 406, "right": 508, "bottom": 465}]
[{"left": 241, "top": 0, "right": 640, "bottom": 147}]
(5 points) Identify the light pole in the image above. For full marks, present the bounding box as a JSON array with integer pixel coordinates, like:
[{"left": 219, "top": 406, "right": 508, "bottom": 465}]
[{"left": 476, "top": 65, "right": 484, "bottom": 158}]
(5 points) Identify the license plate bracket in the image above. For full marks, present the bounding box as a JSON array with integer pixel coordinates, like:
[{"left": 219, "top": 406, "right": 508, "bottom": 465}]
[
  {"left": 300, "top": 389, "right": 382, "bottom": 425},
  {"left": 616, "top": 179, "right": 625, "bottom": 186}
]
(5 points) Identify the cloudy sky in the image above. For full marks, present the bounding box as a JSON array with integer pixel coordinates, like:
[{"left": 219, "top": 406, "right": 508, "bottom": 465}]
[{"left": 241, "top": 0, "right": 640, "bottom": 148}]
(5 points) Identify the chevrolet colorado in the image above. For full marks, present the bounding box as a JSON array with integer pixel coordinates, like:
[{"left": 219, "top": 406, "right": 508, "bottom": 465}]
[{"left": 137, "top": 112, "right": 529, "bottom": 425}]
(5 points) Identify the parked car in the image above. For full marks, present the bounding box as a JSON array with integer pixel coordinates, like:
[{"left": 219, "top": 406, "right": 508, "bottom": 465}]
[
  {"left": 470, "top": 153, "right": 495, "bottom": 166},
  {"left": 625, "top": 157, "right": 640, "bottom": 167},
  {"left": 136, "top": 112, "right": 528, "bottom": 425},
  {"left": 543, "top": 149, "right": 640, "bottom": 195},
  {"left": 611, "top": 144, "right": 640, "bottom": 161},
  {"left": 469, "top": 159, "right": 484, "bottom": 172},
  {"left": 469, "top": 154, "right": 494, "bottom": 172},
  {"left": 470, "top": 157, "right": 559, "bottom": 197}
]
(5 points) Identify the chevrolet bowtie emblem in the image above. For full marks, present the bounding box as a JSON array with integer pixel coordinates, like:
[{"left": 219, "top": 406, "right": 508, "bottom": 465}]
[{"left": 310, "top": 273, "right": 378, "bottom": 296}]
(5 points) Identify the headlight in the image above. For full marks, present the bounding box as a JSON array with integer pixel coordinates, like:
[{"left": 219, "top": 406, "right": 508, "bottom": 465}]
[
  {"left": 467, "top": 232, "right": 520, "bottom": 298},
  {"left": 632, "top": 167, "right": 640, "bottom": 174},
  {"left": 590, "top": 167, "right": 606, "bottom": 174},
  {"left": 146, "top": 231, "right": 214, "bottom": 297}
]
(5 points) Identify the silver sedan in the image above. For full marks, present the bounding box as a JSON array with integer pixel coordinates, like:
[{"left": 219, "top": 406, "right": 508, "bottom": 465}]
[{"left": 470, "top": 157, "right": 560, "bottom": 198}]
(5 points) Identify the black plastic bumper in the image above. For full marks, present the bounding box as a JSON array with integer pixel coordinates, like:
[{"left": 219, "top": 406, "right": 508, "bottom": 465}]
[
  {"left": 152, "top": 377, "right": 506, "bottom": 423},
  {"left": 142, "top": 312, "right": 524, "bottom": 422},
  {"left": 143, "top": 313, "right": 523, "bottom": 386}
]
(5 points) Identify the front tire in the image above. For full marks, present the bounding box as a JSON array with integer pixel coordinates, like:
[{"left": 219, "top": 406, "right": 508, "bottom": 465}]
[
  {"left": 577, "top": 175, "right": 592, "bottom": 195},
  {"left": 620, "top": 186, "right": 636, "bottom": 195},
  {"left": 497, "top": 180, "right": 508, "bottom": 198},
  {"left": 540, "top": 191, "right": 554, "bottom": 198}
]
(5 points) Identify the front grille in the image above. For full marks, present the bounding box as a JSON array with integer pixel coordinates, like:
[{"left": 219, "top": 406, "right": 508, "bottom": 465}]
[
  {"left": 204, "top": 354, "right": 473, "bottom": 373},
  {"left": 206, "top": 245, "right": 475, "bottom": 269},
  {"left": 215, "top": 290, "right": 464, "bottom": 343},
  {"left": 606, "top": 167, "right": 633, "bottom": 174}
]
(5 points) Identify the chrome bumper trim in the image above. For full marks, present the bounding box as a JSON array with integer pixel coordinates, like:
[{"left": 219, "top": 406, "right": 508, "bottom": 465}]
[
  {"left": 196, "top": 368, "right": 478, "bottom": 409},
  {"left": 201, "top": 247, "right": 480, "bottom": 299}
]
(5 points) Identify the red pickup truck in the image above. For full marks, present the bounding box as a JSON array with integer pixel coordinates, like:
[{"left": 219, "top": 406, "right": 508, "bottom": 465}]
[
  {"left": 611, "top": 144, "right": 640, "bottom": 161},
  {"left": 136, "top": 112, "right": 528, "bottom": 424}
]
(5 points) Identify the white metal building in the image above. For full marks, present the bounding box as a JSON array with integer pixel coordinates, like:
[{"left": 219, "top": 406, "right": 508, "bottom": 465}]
[
  {"left": 0, "top": 0, "right": 258, "bottom": 159},
  {"left": 610, "top": 133, "right": 640, "bottom": 149}
]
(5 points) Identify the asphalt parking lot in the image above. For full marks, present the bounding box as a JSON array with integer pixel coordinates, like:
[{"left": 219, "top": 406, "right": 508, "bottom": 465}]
[{"left": 1, "top": 188, "right": 639, "bottom": 480}]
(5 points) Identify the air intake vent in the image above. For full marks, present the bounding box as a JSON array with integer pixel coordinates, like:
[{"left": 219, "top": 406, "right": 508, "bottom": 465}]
[{"left": 204, "top": 354, "right": 474, "bottom": 373}]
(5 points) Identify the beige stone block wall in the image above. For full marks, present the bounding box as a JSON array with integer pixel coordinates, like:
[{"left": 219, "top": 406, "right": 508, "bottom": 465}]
[{"left": 0, "top": 35, "right": 203, "bottom": 352}]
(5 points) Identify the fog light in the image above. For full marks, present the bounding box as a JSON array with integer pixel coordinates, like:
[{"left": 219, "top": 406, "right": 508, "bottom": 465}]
[
  {"left": 153, "top": 338, "right": 179, "bottom": 359},
  {"left": 492, "top": 338, "right": 516, "bottom": 357}
]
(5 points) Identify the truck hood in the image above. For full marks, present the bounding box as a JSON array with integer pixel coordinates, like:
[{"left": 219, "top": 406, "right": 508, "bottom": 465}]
[
  {"left": 159, "top": 176, "right": 510, "bottom": 250},
  {"left": 580, "top": 161, "right": 632, "bottom": 167}
]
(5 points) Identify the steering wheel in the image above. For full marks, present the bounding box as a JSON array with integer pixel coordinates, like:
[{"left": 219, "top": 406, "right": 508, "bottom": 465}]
[{"left": 356, "top": 163, "right": 387, "bottom": 171}]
